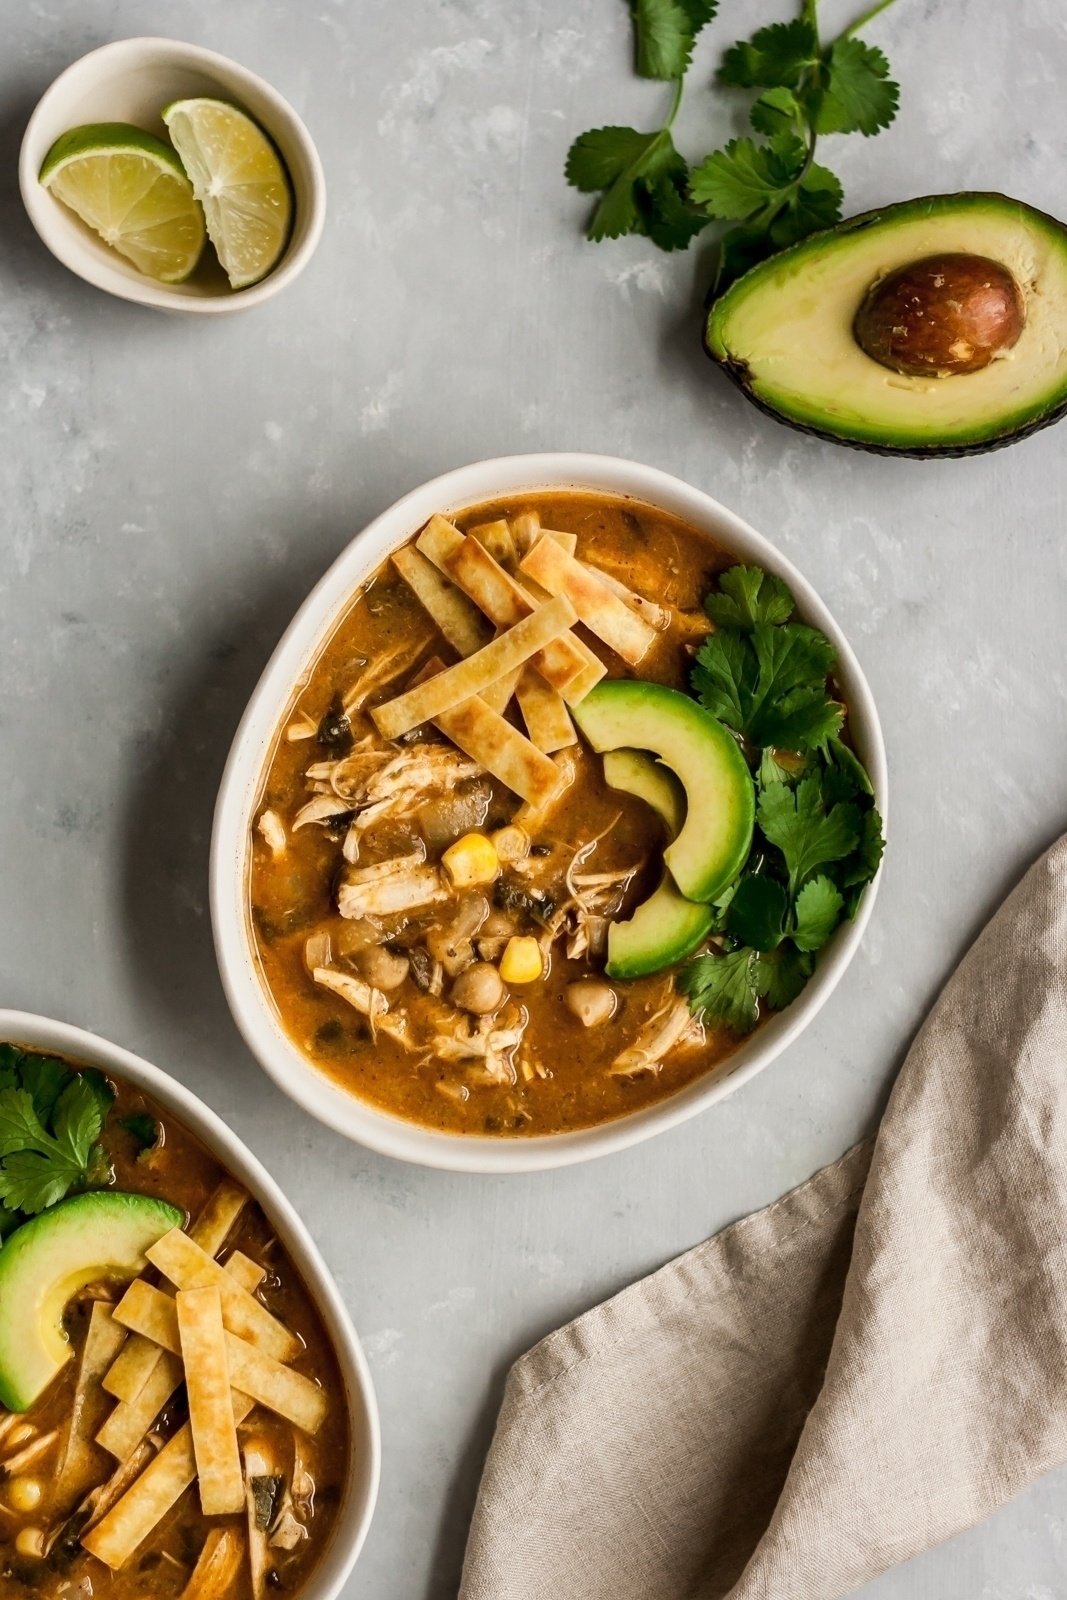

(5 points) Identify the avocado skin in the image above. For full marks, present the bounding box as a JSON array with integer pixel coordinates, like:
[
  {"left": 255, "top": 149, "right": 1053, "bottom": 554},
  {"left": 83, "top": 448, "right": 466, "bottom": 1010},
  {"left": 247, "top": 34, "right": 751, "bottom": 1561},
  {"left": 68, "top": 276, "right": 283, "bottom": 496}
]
[{"left": 704, "top": 192, "right": 1067, "bottom": 459}]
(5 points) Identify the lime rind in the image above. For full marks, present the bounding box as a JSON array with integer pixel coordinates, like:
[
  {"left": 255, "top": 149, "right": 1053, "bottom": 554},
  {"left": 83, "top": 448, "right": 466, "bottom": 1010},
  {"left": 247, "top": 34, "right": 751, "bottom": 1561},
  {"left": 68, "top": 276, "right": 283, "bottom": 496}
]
[
  {"left": 162, "top": 98, "right": 293, "bottom": 289},
  {"left": 39, "top": 122, "right": 186, "bottom": 184}
]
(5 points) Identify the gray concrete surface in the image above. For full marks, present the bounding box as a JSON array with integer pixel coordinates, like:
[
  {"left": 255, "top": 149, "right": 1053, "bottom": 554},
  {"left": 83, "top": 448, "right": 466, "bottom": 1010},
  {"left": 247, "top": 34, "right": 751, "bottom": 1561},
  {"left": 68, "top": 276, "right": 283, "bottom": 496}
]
[{"left": 3, "top": 1, "right": 1067, "bottom": 1595}]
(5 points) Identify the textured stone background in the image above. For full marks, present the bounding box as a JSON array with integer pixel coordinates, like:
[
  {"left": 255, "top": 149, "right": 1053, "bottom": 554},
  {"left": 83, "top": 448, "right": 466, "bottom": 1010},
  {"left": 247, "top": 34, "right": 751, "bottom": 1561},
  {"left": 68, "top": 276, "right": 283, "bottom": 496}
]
[{"left": 3, "top": 2, "right": 1067, "bottom": 1595}]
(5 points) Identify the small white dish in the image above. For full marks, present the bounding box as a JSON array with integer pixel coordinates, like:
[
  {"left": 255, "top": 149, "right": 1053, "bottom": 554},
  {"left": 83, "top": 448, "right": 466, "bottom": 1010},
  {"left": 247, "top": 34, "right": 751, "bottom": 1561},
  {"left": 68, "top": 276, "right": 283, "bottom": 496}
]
[
  {"left": 18, "top": 36, "right": 326, "bottom": 313},
  {"left": 0, "top": 1008, "right": 380, "bottom": 1597},
  {"left": 211, "top": 454, "right": 888, "bottom": 1174}
]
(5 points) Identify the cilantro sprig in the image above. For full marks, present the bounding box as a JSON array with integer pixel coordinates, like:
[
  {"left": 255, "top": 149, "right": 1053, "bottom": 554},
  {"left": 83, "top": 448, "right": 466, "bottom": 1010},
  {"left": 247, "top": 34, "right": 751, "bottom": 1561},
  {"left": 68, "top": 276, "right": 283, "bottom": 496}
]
[
  {"left": 0, "top": 1044, "right": 114, "bottom": 1234},
  {"left": 680, "top": 566, "right": 884, "bottom": 1036},
  {"left": 566, "top": 0, "right": 902, "bottom": 291}
]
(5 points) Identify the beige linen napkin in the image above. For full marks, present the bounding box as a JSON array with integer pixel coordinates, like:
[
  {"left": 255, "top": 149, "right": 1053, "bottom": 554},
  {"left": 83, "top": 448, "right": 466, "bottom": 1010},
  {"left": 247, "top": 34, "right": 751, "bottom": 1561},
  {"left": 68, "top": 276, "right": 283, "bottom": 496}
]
[{"left": 460, "top": 835, "right": 1067, "bottom": 1600}]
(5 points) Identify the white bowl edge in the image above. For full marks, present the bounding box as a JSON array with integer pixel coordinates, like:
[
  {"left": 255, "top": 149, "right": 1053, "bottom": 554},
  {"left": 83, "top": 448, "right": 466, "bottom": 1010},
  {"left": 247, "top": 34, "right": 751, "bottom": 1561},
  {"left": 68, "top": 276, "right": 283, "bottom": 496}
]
[
  {"left": 210, "top": 453, "right": 888, "bottom": 1174},
  {"left": 0, "top": 1008, "right": 380, "bottom": 1597},
  {"left": 18, "top": 36, "right": 326, "bottom": 314}
]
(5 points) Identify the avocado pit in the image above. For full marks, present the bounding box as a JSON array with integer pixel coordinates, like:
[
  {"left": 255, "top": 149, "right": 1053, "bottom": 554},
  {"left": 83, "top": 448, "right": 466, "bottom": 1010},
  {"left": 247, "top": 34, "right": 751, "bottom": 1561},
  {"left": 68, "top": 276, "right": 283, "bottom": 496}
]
[{"left": 853, "top": 252, "right": 1025, "bottom": 378}]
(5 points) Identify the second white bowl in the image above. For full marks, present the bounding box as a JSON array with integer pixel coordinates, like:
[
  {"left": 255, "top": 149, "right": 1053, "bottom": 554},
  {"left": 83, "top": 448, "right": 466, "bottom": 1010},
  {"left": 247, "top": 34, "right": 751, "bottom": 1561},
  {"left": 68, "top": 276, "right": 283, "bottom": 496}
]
[{"left": 211, "top": 454, "right": 888, "bottom": 1173}]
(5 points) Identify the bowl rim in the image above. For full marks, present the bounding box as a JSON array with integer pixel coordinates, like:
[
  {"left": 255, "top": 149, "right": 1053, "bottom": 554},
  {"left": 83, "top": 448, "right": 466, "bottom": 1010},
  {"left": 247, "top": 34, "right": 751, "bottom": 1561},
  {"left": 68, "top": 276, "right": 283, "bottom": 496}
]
[
  {"left": 210, "top": 452, "right": 888, "bottom": 1174},
  {"left": 0, "top": 1007, "right": 380, "bottom": 1597},
  {"left": 17, "top": 35, "right": 326, "bottom": 315}
]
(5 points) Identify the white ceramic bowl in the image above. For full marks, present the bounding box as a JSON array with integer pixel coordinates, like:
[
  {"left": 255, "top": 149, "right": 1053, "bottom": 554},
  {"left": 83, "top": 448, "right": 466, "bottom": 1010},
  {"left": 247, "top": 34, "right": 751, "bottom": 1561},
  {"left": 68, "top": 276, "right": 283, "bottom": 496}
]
[
  {"left": 211, "top": 454, "right": 888, "bottom": 1174},
  {"left": 0, "top": 1009, "right": 379, "bottom": 1596},
  {"left": 19, "top": 37, "right": 326, "bottom": 313}
]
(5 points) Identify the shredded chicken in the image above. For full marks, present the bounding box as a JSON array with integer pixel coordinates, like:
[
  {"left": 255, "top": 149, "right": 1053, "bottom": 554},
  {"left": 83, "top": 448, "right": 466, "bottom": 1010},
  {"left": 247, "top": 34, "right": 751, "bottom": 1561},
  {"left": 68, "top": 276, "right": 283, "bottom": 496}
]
[
  {"left": 2, "top": 1429, "right": 58, "bottom": 1472},
  {"left": 312, "top": 966, "right": 416, "bottom": 1051},
  {"left": 341, "top": 636, "right": 431, "bottom": 715},
  {"left": 611, "top": 997, "right": 703, "bottom": 1078},
  {"left": 337, "top": 863, "right": 448, "bottom": 918},
  {"left": 292, "top": 793, "right": 353, "bottom": 831},
  {"left": 256, "top": 809, "right": 287, "bottom": 857},
  {"left": 432, "top": 1011, "right": 527, "bottom": 1085}
]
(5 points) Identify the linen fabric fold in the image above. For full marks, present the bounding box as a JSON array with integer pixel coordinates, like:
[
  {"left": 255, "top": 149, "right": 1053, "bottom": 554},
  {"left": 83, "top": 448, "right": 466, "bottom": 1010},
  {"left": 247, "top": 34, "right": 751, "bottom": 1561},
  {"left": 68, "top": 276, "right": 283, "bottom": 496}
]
[{"left": 460, "top": 835, "right": 1067, "bottom": 1600}]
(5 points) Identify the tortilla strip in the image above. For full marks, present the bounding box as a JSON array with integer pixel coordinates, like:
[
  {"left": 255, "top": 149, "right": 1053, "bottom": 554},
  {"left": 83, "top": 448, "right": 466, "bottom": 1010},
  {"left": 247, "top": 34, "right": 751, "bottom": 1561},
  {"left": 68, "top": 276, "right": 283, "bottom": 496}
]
[
  {"left": 520, "top": 537, "right": 657, "bottom": 665},
  {"left": 81, "top": 1393, "right": 255, "bottom": 1570},
  {"left": 509, "top": 511, "right": 541, "bottom": 556},
  {"left": 182, "top": 1526, "right": 244, "bottom": 1600},
  {"left": 146, "top": 1230, "right": 299, "bottom": 1362},
  {"left": 114, "top": 1281, "right": 327, "bottom": 1435},
  {"left": 372, "top": 596, "right": 577, "bottom": 739},
  {"left": 480, "top": 663, "right": 523, "bottom": 717},
  {"left": 103, "top": 1186, "right": 255, "bottom": 1405},
  {"left": 97, "top": 1252, "right": 265, "bottom": 1463},
  {"left": 54, "top": 1303, "right": 127, "bottom": 1508},
  {"left": 545, "top": 528, "right": 578, "bottom": 556},
  {"left": 436, "top": 697, "right": 563, "bottom": 809},
  {"left": 514, "top": 750, "right": 578, "bottom": 829},
  {"left": 515, "top": 668, "right": 577, "bottom": 753},
  {"left": 392, "top": 543, "right": 491, "bottom": 659},
  {"left": 580, "top": 560, "right": 670, "bottom": 630},
  {"left": 419, "top": 519, "right": 589, "bottom": 696},
  {"left": 468, "top": 517, "right": 516, "bottom": 567},
  {"left": 177, "top": 1288, "right": 244, "bottom": 1515}
]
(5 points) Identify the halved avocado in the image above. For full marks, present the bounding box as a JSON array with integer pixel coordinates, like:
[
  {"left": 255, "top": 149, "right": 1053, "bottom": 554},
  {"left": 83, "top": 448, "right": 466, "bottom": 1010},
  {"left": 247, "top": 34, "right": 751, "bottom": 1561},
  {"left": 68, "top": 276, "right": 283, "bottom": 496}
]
[
  {"left": 0, "top": 1190, "right": 183, "bottom": 1410},
  {"left": 572, "top": 680, "right": 754, "bottom": 903},
  {"left": 706, "top": 193, "right": 1067, "bottom": 457},
  {"left": 602, "top": 750, "right": 714, "bottom": 979}
]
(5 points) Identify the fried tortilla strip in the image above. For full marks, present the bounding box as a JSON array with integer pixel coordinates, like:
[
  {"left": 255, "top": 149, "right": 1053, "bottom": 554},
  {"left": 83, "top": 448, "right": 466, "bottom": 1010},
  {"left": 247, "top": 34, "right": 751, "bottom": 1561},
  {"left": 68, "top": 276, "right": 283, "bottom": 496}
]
[
  {"left": 520, "top": 538, "right": 658, "bottom": 666},
  {"left": 98, "top": 1253, "right": 264, "bottom": 1463},
  {"left": 177, "top": 1288, "right": 244, "bottom": 1515},
  {"left": 392, "top": 543, "right": 491, "bottom": 658},
  {"left": 114, "top": 1281, "right": 327, "bottom": 1435},
  {"left": 372, "top": 596, "right": 577, "bottom": 739},
  {"left": 436, "top": 697, "right": 563, "bottom": 808},
  {"left": 81, "top": 1394, "right": 255, "bottom": 1570},
  {"left": 468, "top": 517, "right": 516, "bottom": 567},
  {"left": 419, "top": 518, "right": 589, "bottom": 696},
  {"left": 103, "top": 1182, "right": 251, "bottom": 1404},
  {"left": 515, "top": 668, "right": 576, "bottom": 754},
  {"left": 514, "top": 750, "right": 578, "bottom": 829},
  {"left": 54, "top": 1303, "right": 127, "bottom": 1508},
  {"left": 544, "top": 528, "right": 578, "bottom": 556},
  {"left": 580, "top": 560, "right": 670, "bottom": 630},
  {"left": 480, "top": 663, "right": 523, "bottom": 716},
  {"left": 181, "top": 1526, "right": 244, "bottom": 1600},
  {"left": 146, "top": 1230, "right": 299, "bottom": 1362},
  {"left": 509, "top": 511, "right": 541, "bottom": 556}
]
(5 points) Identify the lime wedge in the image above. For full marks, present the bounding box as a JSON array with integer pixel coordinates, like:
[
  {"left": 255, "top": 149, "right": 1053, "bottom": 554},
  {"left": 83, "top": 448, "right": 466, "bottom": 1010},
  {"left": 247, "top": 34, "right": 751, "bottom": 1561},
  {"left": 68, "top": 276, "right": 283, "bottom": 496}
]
[
  {"left": 39, "top": 123, "right": 206, "bottom": 283},
  {"left": 162, "top": 99, "right": 293, "bottom": 290}
]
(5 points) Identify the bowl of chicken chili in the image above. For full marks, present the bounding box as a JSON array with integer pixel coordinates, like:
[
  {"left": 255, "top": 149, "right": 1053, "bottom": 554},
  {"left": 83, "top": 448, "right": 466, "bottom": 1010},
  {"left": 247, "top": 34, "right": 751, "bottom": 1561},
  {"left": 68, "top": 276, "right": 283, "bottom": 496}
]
[{"left": 212, "top": 454, "right": 886, "bottom": 1172}]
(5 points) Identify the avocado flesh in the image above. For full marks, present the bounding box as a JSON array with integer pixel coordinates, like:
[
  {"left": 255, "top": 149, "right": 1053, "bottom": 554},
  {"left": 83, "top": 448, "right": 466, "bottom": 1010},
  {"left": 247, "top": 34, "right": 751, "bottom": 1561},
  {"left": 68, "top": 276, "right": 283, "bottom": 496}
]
[
  {"left": 572, "top": 681, "right": 754, "bottom": 904},
  {"left": 0, "top": 1190, "right": 183, "bottom": 1410},
  {"left": 602, "top": 750, "right": 714, "bottom": 979},
  {"left": 707, "top": 193, "right": 1067, "bottom": 455}
]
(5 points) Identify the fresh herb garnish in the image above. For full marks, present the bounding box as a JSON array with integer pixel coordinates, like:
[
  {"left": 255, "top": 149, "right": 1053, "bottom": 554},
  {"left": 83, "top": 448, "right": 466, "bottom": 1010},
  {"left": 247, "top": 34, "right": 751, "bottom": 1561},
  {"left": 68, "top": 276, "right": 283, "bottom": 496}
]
[
  {"left": 681, "top": 565, "right": 884, "bottom": 1035},
  {"left": 121, "top": 1112, "right": 163, "bottom": 1159},
  {"left": 566, "top": 0, "right": 902, "bottom": 292},
  {"left": 0, "top": 1046, "right": 114, "bottom": 1227}
]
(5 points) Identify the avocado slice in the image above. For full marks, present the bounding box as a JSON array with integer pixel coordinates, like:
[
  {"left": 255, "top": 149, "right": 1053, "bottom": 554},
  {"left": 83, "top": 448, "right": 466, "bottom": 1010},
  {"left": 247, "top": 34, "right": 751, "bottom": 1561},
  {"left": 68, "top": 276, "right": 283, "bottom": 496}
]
[
  {"left": 572, "top": 680, "right": 754, "bottom": 904},
  {"left": 0, "top": 1190, "right": 183, "bottom": 1410},
  {"left": 601, "top": 750, "right": 715, "bottom": 979},
  {"left": 706, "top": 193, "right": 1067, "bottom": 457}
]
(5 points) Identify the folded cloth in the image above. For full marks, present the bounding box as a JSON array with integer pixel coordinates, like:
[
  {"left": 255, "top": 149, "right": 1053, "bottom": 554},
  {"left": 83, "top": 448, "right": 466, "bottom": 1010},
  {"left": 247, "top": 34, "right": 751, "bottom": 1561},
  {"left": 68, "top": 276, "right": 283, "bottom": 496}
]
[{"left": 460, "top": 836, "right": 1067, "bottom": 1600}]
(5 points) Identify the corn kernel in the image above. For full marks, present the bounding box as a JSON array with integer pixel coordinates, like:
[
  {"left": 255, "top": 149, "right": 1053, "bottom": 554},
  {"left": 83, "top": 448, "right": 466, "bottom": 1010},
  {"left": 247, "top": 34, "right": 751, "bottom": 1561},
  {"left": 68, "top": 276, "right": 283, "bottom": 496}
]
[
  {"left": 442, "top": 832, "right": 499, "bottom": 889},
  {"left": 491, "top": 825, "right": 529, "bottom": 865},
  {"left": 6, "top": 1478, "right": 41, "bottom": 1514},
  {"left": 15, "top": 1528, "right": 44, "bottom": 1559},
  {"left": 499, "top": 936, "right": 543, "bottom": 985}
]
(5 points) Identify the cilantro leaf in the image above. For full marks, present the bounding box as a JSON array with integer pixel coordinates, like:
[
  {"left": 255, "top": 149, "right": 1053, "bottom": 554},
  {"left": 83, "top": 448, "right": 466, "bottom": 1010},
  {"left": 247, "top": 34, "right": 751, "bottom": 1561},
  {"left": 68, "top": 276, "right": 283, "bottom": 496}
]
[
  {"left": 817, "top": 38, "right": 899, "bottom": 137},
  {"left": 768, "top": 163, "right": 843, "bottom": 246},
  {"left": 0, "top": 1090, "right": 52, "bottom": 1160},
  {"left": 0, "top": 1055, "right": 116, "bottom": 1219},
  {"left": 691, "top": 628, "right": 752, "bottom": 732},
  {"left": 755, "top": 945, "right": 814, "bottom": 1009},
  {"left": 19, "top": 1054, "right": 73, "bottom": 1124},
  {"left": 749, "top": 86, "right": 802, "bottom": 138},
  {"left": 675, "top": 0, "right": 718, "bottom": 28},
  {"left": 53, "top": 1076, "right": 109, "bottom": 1169},
  {"left": 841, "top": 807, "right": 885, "bottom": 890},
  {"left": 705, "top": 565, "right": 795, "bottom": 629},
  {"left": 692, "top": 621, "right": 842, "bottom": 751},
  {"left": 758, "top": 778, "right": 861, "bottom": 894},
  {"left": 792, "top": 874, "right": 845, "bottom": 951},
  {"left": 121, "top": 1113, "right": 162, "bottom": 1159},
  {"left": 0, "top": 1150, "right": 78, "bottom": 1216},
  {"left": 566, "top": 125, "right": 680, "bottom": 240},
  {"left": 631, "top": 0, "right": 698, "bottom": 80},
  {"left": 637, "top": 166, "right": 712, "bottom": 250},
  {"left": 822, "top": 737, "right": 874, "bottom": 801},
  {"left": 726, "top": 874, "right": 788, "bottom": 950},
  {"left": 715, "top": 223, "right": 776, "bottom": 292},
  {"left": 689, "top": 134, "right": 806, "bottom": 220},
  {"left": 718, "top": 19, "right": 818, "bottom": 89},
  {"left": 679, "top": 948, "right": 760, "bottom": 1034}
]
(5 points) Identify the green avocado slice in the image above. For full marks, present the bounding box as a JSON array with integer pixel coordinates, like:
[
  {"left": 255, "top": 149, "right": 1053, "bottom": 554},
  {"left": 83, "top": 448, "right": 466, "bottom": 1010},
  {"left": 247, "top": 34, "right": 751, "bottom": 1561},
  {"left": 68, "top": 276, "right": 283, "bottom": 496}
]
[
  {"left": 0, "top": 1190, "right": 184, "bottom": 1411},
  {"left": 601, "top": 750, "right": 715, "bottom": 979},
  {"left": 572, "top": 680, "right": 754, "bottom": 904},
  {"left": 706, "top": 192, "right": 1067, "bottom": 457}
]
